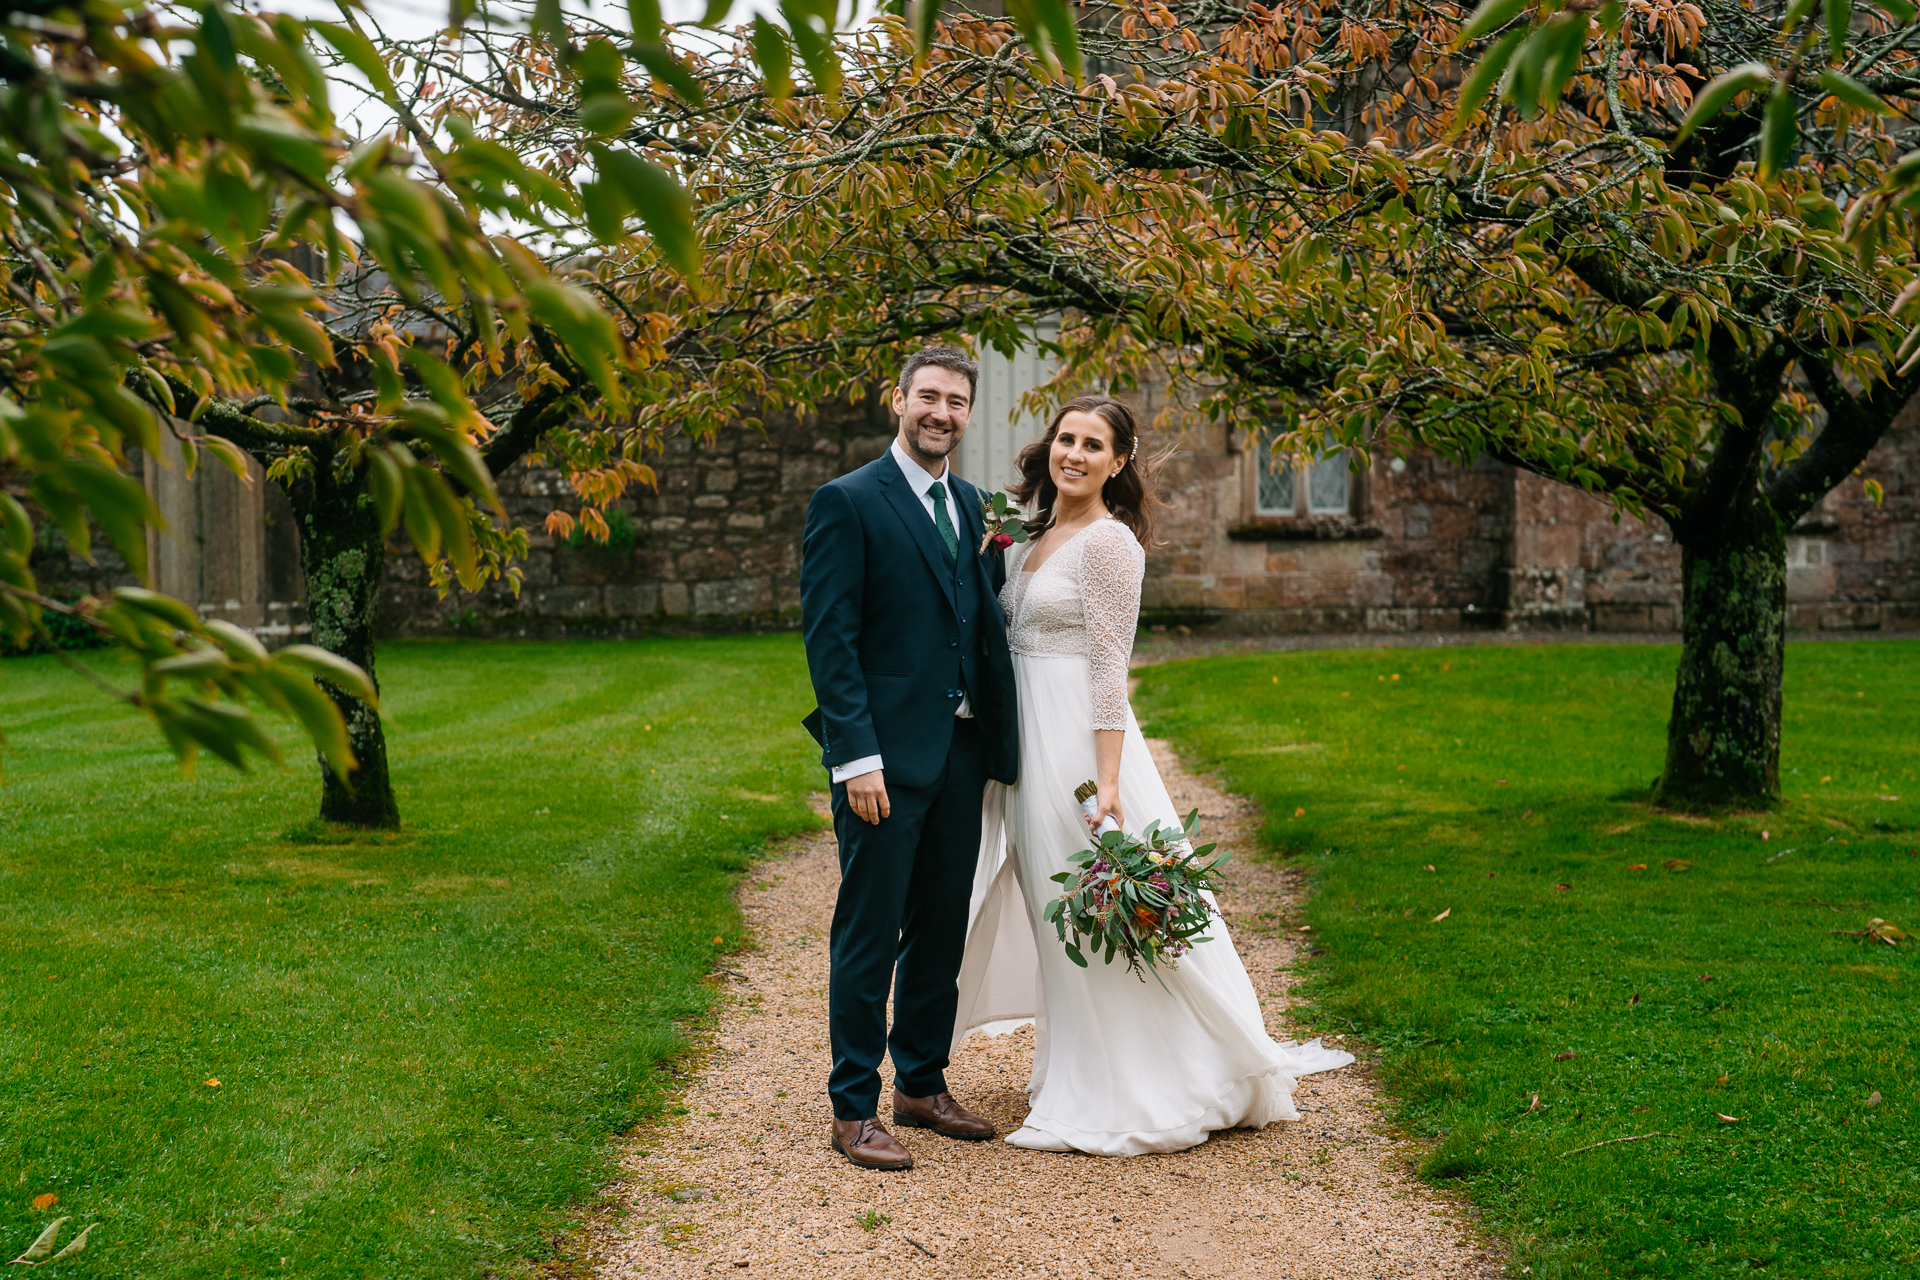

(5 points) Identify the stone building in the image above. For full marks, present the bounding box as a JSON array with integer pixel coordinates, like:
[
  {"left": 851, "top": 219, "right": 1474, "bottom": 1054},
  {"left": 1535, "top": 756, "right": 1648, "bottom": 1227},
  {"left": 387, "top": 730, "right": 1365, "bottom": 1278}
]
[
  {"left": 386, "top": 350, "right": 1917, "bottom": 641},
  {"left": 22, "top": 349, "right": 1915, "bottom": 646}
]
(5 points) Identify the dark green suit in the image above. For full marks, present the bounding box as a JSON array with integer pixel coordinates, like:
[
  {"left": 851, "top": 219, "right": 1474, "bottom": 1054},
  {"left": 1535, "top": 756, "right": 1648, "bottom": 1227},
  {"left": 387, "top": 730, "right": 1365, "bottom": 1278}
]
[{"left": 800, "top": 453, "right": 1018, "bottom": 1121}]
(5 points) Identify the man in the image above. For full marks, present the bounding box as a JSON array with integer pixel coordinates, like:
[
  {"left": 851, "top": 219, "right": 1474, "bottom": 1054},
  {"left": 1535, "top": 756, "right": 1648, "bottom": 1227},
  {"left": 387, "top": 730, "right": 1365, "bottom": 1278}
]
[{"left": 799, "top": 347, "right": 1020, "bottom": 1171}]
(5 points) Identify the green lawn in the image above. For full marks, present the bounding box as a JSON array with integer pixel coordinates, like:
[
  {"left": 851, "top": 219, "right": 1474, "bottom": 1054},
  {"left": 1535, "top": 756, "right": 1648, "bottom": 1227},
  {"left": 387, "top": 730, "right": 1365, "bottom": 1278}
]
[
  {"left": 0, "top": 637, "right": 822, "bottom": 1278},
  {"left": 1134, "top": 640, "right": 1920, "bottom": 1279}
]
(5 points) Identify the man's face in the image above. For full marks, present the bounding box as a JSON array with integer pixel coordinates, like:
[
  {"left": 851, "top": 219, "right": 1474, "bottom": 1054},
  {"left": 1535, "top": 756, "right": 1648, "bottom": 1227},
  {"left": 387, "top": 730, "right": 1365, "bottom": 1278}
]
[{"left": 891, "top": 366, "right": 973, "bottom": 471}]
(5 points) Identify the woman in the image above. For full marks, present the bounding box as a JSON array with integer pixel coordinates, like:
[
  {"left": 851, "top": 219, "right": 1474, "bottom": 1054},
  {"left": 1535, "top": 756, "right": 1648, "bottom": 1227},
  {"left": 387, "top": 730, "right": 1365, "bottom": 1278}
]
[{"left": 951, "top": 395, "right": 1351, "bottom": 1156}]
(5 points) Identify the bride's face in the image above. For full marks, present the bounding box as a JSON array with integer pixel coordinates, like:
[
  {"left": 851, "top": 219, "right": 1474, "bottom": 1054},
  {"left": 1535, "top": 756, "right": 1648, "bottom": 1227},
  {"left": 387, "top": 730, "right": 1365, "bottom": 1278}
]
[{"left": 1049, "top": 411, "right": 1126, "bottom": 503}]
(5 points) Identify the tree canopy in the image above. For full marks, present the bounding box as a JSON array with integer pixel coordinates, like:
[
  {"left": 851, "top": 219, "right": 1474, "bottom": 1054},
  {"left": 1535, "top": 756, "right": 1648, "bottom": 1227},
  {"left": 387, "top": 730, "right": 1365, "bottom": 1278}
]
[{"left": 475, "top": 0, "right": 1918, "bottom": 803}]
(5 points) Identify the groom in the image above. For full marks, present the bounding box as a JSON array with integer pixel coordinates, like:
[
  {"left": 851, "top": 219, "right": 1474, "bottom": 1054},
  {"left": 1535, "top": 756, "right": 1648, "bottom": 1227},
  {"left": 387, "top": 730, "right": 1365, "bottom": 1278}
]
[{"left": 799, "top": 347, "right": 1020, "bottom": 1171}]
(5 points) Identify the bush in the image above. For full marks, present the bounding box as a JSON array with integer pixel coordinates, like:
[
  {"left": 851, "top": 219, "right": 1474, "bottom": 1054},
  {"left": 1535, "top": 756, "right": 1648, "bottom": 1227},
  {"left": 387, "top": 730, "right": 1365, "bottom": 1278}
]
[{"left": 2, "top": 602, "right": 109, "bottom": 658}]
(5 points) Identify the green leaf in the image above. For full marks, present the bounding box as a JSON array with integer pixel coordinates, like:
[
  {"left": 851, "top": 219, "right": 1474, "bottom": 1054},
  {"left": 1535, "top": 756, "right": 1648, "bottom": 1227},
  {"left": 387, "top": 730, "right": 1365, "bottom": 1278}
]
[
  {"left": 629, "top": 0, "right": 663, "bottom": 45},
  {"left": 630, "top": 41, "right": 703, "bottom": 105},
  {"left": 780, "top": 0, "right": 843, "bottom": 98},
  {"left": 310, "top": 21, "right": 394, "bottom": 96},
  {"left": 1675, "top": 62, "right": 1773, "bottom": 143},
  {"left": 912, "top": 0, "right": 939, "bottom": 58},
  {"left": 1457, "top": 0, "right": 1534, "bottom": 44},
  {"left": 1758, "top": 86, "right": 1798, "bottom": 179},
  {"left": 751, "top": 15, "right": 795, "bottom": 100},
  {"left": 277, "top": 644, "right": 380, "bottom": 706},
  {"left": 1452, "top": 29, "right": 1525, "bottom": 133},
  {"left": 0, "top": 492, "right": 29, "bottom": 558},
  {"left": 113, "top": 586, "right": 202, "bottom": 631},
  {"left": 1063, "top": 942, "right": 1087, "bottom": 967},
  {"left": 367, "top": 445, "right": 405, "bottom": 534},
  {"left": 1030, "top": 0, "right": 1084, "bottom": 81},
  {"left": 1819, "top": 69, "right": 1891, "bottom": 113},
  {"left": 579, "top": 178, "right": 632, "bottom": 243},
  {"left": 262, "top": 666, "right": 357, "bottom": 779},
  {"left": 597, "top": 149, "right": 701, "bottom": 277},
  {"left": 65, "top": 459, "right": 161, "bottom": 581},
  {"left": 1827, "top": 0, "right": 1853, "bottom": 59},
  {"left": 1881, "top": 0, "right": 1918, "bottom": 23}
]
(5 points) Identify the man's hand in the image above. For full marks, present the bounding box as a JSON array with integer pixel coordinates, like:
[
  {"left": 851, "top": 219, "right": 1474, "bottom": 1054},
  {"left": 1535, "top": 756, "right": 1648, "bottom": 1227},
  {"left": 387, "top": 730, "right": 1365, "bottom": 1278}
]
[{"left": 845, "top": 769, "right": 890, "bottom": 825}]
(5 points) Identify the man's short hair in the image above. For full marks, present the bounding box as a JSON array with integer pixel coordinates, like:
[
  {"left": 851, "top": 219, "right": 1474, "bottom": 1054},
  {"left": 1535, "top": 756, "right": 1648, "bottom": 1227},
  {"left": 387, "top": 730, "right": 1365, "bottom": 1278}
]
[{"left": 897, "top": 346, "right": 979, "bottom": 405}]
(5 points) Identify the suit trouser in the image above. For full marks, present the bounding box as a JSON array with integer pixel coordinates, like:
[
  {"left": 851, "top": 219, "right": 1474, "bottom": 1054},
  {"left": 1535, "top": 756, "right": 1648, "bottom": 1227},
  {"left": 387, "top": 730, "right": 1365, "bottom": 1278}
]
[{"left": 826, "top": 715, "right": 987, "bottom": 1121}]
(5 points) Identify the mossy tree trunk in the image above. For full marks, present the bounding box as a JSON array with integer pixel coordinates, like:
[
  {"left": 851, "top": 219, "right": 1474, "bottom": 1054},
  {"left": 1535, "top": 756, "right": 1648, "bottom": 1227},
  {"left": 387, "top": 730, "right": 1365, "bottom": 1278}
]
[
  {"left": 290, "top": 455, "right": 400, "bottom": 829},
  {"left": 1653, "top": 491, "right": 1787, "bottom": 808}
]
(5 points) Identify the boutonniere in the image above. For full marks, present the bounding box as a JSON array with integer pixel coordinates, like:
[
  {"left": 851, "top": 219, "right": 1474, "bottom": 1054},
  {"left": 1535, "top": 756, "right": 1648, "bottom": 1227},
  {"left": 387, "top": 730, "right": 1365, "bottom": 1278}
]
[{"left": 978, "top": 491, "right": 1040, "bottom": 554}]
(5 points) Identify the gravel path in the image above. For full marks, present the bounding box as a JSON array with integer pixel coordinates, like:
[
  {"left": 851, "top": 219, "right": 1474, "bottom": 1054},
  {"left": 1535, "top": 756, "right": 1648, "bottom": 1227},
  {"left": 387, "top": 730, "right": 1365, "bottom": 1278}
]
[{"left": 594, "top": 742, "right": 1502, "bottom": 1280}]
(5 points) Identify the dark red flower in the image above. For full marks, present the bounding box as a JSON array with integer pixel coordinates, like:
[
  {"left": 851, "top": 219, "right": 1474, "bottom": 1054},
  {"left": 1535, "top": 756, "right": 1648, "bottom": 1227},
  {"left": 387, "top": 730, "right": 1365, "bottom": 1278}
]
[{"left": 992, "top": 532, "right": 1014, "bottom": 549}]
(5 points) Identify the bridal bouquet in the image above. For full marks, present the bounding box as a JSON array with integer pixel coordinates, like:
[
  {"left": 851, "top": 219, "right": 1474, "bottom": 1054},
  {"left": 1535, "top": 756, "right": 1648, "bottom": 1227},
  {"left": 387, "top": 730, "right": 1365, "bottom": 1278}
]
[{"left": 1043, "top": 781, "right": 1232, "bottom": 982}]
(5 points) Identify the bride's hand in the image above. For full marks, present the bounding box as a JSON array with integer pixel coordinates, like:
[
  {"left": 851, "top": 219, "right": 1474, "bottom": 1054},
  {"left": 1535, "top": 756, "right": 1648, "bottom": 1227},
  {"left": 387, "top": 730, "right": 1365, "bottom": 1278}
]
[{"left": 1088, "top": 782, "right": 1124, "bottom": 833}]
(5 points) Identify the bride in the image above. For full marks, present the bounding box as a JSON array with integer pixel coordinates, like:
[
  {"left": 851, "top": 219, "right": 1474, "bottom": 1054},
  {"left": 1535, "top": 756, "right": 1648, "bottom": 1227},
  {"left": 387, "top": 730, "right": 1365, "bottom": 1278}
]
[{"left": 950, "top": 395, "right": 1351, "bottom": 1156}]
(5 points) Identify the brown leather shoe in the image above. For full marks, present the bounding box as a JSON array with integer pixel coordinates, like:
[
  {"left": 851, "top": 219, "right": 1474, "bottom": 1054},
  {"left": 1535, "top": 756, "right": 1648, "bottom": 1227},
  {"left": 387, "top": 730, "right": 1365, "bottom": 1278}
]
[
  {"left": 891, "top": 1089, "right": 996, "bottom": 1141},
  {"left": 831, "top": 1117, "right": 914, "bottom": 1171}
]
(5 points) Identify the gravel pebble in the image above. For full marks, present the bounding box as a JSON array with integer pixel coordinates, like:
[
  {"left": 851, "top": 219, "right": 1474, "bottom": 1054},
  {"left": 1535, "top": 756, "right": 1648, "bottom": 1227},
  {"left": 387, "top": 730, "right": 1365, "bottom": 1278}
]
[{"left": 594, "top": 742, "right": 1503, "bottom": 1279}]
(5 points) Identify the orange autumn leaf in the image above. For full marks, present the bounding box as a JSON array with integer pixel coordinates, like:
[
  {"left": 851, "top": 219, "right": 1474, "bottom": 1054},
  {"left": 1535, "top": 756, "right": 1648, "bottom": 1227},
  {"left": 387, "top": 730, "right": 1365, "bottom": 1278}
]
[{"left": 31, "top": 1193, "right": 56, "bottom": 1210}]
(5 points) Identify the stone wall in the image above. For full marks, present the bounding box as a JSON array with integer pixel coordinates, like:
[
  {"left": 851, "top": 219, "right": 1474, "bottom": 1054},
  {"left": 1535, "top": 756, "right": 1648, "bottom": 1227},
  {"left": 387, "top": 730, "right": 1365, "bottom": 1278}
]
[
  {"left": 377, "top": 389, "right": 896, "bottom": 638},
  {"left": 1132, "top": 391, "right": 1918, "bottom": 637}
]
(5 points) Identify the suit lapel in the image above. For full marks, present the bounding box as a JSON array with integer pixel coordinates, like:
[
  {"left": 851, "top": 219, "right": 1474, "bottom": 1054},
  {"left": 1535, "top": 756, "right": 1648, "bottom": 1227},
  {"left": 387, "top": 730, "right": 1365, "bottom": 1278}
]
[{"left": 876, "top": 464, "right": 960, "bottom": 618}]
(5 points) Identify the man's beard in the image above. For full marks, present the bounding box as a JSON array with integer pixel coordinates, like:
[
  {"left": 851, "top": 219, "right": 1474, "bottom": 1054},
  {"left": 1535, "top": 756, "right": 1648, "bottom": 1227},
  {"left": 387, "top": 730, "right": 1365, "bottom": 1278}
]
[{"left": 906, "top": 418, "right": 961, "bottom": 462}]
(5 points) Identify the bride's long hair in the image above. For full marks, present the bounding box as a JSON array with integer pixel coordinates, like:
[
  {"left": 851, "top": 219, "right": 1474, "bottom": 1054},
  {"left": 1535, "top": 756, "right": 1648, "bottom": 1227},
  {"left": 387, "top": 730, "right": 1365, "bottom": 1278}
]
[{"left": 1009, "top": 395, "right": 1163, "bottom": 550}]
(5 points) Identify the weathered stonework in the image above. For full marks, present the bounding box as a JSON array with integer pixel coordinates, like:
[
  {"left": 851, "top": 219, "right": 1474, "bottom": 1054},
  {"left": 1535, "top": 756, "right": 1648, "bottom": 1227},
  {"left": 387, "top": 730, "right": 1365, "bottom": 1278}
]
[
  {"left": 375, "top": 390, "right": 895, "bottom": 639},
  {"left": 1130, "top": 391, "right": 1917, "bottom": 637}
]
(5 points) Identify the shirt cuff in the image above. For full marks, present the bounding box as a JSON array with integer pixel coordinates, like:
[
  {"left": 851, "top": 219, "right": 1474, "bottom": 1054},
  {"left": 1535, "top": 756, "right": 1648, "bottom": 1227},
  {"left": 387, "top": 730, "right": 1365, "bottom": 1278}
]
[
  {"left": 830, "top": 754, "right": 885, "bottom": 784},
  {"left": 956, "top": 697, "right": 973, "bottom": 718}
]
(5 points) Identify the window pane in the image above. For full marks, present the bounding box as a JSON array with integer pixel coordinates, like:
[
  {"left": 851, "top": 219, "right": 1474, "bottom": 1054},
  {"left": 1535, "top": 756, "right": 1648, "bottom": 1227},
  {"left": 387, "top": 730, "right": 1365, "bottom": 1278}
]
[
  {"left": 1255, "top": 448, "right": 1295, "bottom": 514},
  {"left": 1307, "top": 449, "right": 1349, "bottom": 514}
]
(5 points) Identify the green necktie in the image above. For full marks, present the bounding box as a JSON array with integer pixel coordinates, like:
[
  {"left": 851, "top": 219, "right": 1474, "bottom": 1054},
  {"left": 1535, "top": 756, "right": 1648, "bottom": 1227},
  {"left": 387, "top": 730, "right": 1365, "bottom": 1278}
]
[{"left": 927, "top": 482, "right": 959, "bottom": 567}]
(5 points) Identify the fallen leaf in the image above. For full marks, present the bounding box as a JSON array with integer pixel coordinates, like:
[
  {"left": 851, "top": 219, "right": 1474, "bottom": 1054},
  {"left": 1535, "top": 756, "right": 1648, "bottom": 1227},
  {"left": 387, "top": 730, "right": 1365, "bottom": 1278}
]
[
  {"left": 1432, "top": 907, "right": 1451, "bottom": 922},
  {"left": 1297, "top": 925, "right": 1312, "bottom": 933},
  {"left": 1422, "top": 864, "right": 1436, "bottom": 872},
  {"left": 1631, "top": 1106, "right": 1650, "bottom": 1113},
  {"left": 1295, "top": 807, "right": 1305, "bottom": 817},
  {"left": 1522, "top": 810, "right": 1533, "bottom": 818},
  {"left": 1715, "top": 1113, "right": 1740, "bottom": 1123},
  {"left": 1628, "top": 992, "right": 1640, "bottom": 1005},
  {"left": 1555, "top": 883, "right": 1571, "bottom": 891},
  {"left": 1523, "top": 1094, "right": 1542, "bottom": 1114},
  {"left": 1717, "top": 1076, "right": 1728, "bottom": 1084},
  {"left": 31, "top": 1193, "right": 55, "bottom": 1211},
  {"left": 712, "top": 936, "right": 723, "bottom": 944},
  {"left": 1760, "top": 831, "right": 1770, "bottom": 841},
  {"left": 1554, "top": 1051, "right": 1578, "bottom": 1060},
  {"left": 204, "top": 1078, "right": 220, "bottom": 1087},
  {"left": 1866, "top": 1091, "right": 1883, "bottom": 1108},
  {"left": 1628, "top": 863, "right": 1647, "bottom": 871},
  {"left": 1880, "top": 795, "right": 1901, "bottom": 801},
  {"left": 1664, "top": 859, "right": 1691, "bottom": 871},
  {"left": 1697, "top": 974, "right": 1714, "bottom": 983},
  {"left": 1398, "top": 764, "right": 1407, "bottom": 771},
  {"left": 1487, "top": 871, "right": 1497, "bottom": 878},
  {"left": 1495, "top": 780, "right": 1511, "bottom": 786},
  {"left": 1821, "top": 776, "right": 1832, "bottom": 783}
]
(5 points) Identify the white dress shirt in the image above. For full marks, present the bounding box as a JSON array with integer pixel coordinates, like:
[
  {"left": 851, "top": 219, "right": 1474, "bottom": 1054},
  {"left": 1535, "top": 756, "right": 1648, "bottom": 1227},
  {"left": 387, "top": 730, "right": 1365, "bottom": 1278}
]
[{"left": 829, "top": 440, "right": 974, "bottom": 784}]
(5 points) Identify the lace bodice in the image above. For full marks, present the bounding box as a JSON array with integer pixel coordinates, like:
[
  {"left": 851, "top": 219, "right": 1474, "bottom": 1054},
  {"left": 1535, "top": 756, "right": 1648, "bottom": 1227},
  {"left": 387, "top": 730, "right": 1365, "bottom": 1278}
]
[{"left": 1000, "top": 516, "right": 1145, "bottom": 730}]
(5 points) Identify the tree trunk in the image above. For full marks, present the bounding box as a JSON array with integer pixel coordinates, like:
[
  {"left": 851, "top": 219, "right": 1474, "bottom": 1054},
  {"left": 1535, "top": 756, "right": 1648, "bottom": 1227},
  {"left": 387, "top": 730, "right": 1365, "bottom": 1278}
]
[
  {"left": 1652, "top": 492, "right": 1786, "bottom": 809},
  {"left": 292, "top": 462, "right": 400, "bottom": 828}
]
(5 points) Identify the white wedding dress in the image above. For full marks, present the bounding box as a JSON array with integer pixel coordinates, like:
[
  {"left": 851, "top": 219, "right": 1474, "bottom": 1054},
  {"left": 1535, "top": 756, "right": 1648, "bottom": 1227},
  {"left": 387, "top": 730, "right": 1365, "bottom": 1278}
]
[{"left": 951, "top": 515, "right": 1352, "bottom": 1156}]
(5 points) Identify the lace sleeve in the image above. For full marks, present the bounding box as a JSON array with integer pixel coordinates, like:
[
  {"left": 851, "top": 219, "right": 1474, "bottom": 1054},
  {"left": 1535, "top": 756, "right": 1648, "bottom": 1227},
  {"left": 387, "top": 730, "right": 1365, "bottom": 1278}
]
[{"left": 1080, "top": 519, "right": 1145, "bottom": 731}]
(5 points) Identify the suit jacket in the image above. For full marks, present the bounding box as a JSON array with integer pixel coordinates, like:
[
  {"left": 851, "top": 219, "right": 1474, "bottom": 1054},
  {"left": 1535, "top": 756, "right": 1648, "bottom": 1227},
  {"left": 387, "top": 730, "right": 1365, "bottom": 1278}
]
[{"left": 799, "top": 453, "right": 1019, "bottom": 788}]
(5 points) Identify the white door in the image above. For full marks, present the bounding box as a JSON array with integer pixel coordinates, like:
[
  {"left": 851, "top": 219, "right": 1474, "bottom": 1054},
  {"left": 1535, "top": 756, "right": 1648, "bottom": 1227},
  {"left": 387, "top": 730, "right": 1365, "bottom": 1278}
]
[{"left": 955, "top": 327, "right": 1059, "bottom": 495}]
